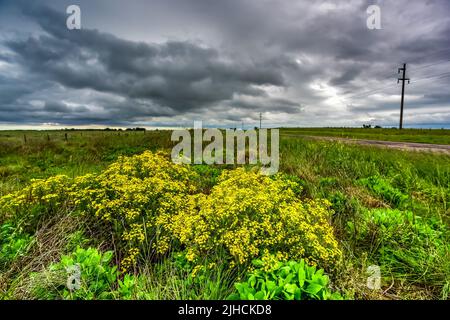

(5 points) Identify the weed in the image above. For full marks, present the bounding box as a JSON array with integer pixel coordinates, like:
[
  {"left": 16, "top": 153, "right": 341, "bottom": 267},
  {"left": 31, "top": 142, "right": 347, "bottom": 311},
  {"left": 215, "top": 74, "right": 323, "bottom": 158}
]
[{"left": 229, "top": 257, "right": 343, "bottom": 300}]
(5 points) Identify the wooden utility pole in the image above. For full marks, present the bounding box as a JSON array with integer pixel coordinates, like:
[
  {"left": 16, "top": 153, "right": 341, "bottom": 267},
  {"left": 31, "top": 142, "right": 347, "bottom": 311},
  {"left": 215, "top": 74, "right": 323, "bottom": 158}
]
[
  {"left": 397, "top": 63, "right": 410, "bottom": 130},
  {"left": 259, "top": 112, "right": 262, "bottom": 129}
]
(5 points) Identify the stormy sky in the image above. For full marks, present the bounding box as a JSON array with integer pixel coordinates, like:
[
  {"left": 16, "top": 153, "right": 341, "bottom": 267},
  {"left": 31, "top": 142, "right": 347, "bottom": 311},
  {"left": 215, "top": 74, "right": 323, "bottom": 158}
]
[{"left": 0, "top": 0, "right": 449, "bottom": 129}]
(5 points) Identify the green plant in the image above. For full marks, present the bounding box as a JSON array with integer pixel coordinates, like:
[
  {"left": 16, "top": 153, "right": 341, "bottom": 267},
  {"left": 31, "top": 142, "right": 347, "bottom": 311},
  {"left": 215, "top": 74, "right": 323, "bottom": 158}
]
[
  {"left": 229, "top": 258, "right": 343, "bottom": 300},
  {"left": 117, "top": 274, "right": 152, "bottom": 300},
  {"left": 347, "top": 208, "right": 450, "bottom": 296},
  {"left": 48, "top": 247, "right": 119, "bottom": 300},
  {"left": 0, "top": 223, "right": 33, "bottom": 269},
  {"left": 279, "top": 174, "right": 306, "bottom": 197},
  {"left": 157, "top": 168, "right": 341, "bottom": 269},
  {"left": 191, "top": 165, "right": 223, "bottom": 193},
  {"left": 1, "top": 129, "right": 449, "bottom": 300},
  {"left": 328, "top": 191, "right": 347, "bottom": 214},
  {"left": 319, "top": 177, "right": 339, "bottom": 188},
  {"left": 359, "top": 175, "right": 408, "bottom": 207}
]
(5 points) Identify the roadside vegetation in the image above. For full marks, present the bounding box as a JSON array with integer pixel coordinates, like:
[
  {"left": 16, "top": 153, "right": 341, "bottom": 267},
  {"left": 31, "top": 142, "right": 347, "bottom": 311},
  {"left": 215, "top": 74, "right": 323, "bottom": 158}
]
[{"left": 0, "top": 129, "right": 449, "bottom": 300}]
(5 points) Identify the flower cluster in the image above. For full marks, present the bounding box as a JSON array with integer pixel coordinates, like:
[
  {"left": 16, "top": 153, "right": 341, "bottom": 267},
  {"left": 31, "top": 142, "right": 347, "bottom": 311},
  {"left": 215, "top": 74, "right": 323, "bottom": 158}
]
[
  {"left": 0, "top": 174, "right": 72, "bottom": 222},
  {"left": 70, "top": 151, "right": 197, "bottom": 271},
  {"left": 157, "top": 168, "right": 341, "bottom": 268},
  {"left": 0, "top": 151, "right": 341, "bottom": 272}
]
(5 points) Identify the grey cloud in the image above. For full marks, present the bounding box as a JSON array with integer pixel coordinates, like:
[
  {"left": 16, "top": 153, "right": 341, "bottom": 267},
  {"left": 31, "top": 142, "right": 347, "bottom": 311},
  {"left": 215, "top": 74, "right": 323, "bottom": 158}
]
[
  {"left": 4, "top": 3, "right": 289, "bottom": 120},
  {"left": 0, "top": 0, "right": 449, "bottom": 128}
]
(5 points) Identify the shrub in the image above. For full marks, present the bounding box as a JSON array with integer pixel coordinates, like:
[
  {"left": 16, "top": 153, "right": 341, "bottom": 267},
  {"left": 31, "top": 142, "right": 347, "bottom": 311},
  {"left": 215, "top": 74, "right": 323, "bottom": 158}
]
[
  {"left": 0, "top": 151, "right": 198, "bottom": 272},
  {"left": 0, "top": 175, "right": 72, "bottom": 224},
  {"left": 157, "top": 168, "right": 341, "bottom": 269},
  {"left": 1, "top": 152, "right": 341, "bottom": 274},
  {"left": 72, "top": 151, "right": 197, "bottom": 271},
  {"left": 229, "top": 257, "right": 343, "bottom": 300}
]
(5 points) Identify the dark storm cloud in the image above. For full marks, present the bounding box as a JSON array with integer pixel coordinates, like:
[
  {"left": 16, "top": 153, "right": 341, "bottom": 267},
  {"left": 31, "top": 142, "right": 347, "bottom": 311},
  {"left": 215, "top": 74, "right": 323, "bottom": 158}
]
[
  {"left": 229, "top": 97, "right": 302, "bottom": 114},
  {"left": 1, "top": 2, "right": 291, "bottom": 125},
  {"left": 0, "top": 0, "right": 449, "bottom": 127},
  {"left": 330, "top": 68, "right": 363, "bottom": 86},
  {"left": 0, "top": 78, "right": 33, "bottom": 105}
]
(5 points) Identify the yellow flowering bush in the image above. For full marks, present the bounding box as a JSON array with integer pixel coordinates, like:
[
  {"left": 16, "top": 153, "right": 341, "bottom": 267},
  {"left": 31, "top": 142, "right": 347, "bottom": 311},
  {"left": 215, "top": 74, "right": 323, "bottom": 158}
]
[
  {"left": 156, "top": 168, "right": 341, "bottom": 268},
  {"left": 0, "top": 174, "right": 72, "bottom": 223},
  {"left": 0, "top": 151, "right": 341, "bottom": 272},
  {"left": 71, "top": 151, "right": 198, "bottom": 271}
]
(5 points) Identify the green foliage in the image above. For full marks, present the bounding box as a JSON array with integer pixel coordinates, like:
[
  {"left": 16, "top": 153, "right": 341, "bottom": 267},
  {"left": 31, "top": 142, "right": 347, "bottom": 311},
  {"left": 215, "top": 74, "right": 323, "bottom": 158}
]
[
  {"left": 319, "top": 177, "right": 339, "bottom": 188},
  {"left": 1, "top": 130, "right": 449, "bottom": 300},
  {"left": 349, "top": 208, "right": 446, "bottom": 247},
  {"left": 0, "top": 223, "right": 33, "bottom": 269},
  {"left": 48, "top": 247, "right": 119, "bottom": 300},
  {"left": 359, "top": 175, "right": 409, "bottom": 207},
  {"left": 65, "top": 230, "right": 91, "bottom": 252},
  {"left": 279, "top": 173, "right": 306, "bottom": 197},
  {"left": 117, "top": 274, "right": 153, "bottom": 300},
  {"left": 191, "top": 164, "right": 223, "bottom": 192},
  {"left": 229, "top": 258, "right": 343, "bottom": 300},
  {"left": 328, "top": 191, "right": 347, "bottom": 214},
  {"left": 348, "top": 208, "right": 450, "bottom": 294}
]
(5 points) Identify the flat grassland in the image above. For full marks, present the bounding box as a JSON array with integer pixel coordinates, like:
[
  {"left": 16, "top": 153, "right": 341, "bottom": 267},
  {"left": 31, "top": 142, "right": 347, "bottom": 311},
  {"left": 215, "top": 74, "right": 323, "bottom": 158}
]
[
  {"left": 280, "top": 128, "right": 450, "bottom": 145},
  {"left": 0, "top": 129, "right": 449, "bottom": 300}
]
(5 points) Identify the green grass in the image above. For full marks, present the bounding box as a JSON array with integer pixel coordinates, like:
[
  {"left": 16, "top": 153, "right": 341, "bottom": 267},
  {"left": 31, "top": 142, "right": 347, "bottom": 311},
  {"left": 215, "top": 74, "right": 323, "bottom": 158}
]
[
  {"left": 0, "top": 130, "right": 173, "bottom": 196},
  {"left": 280, "top": 137, "right": 449, "bottom": 299},
  {"left": 280, "top": 128, "right": 450, "bottom": 145},
  {"left": 0, "top": 129, "right": 449, "bottom": 300}
]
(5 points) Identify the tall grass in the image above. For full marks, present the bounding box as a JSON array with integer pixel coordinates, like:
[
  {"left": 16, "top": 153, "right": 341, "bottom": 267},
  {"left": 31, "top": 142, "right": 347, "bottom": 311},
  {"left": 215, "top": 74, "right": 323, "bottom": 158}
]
[{"left": 0, "top": 131, "right": 449, "bottom": 299}]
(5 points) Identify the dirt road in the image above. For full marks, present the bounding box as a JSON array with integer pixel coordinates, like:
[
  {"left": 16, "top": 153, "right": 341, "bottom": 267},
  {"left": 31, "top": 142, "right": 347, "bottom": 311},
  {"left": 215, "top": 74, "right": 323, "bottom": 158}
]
[{"left": 281, "top": 134, "right": 450, "bottom": 155}]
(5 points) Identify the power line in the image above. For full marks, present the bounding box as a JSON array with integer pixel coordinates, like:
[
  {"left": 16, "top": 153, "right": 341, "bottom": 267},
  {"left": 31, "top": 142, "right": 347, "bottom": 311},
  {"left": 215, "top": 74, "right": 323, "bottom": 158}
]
[
  {"left": 339, "top": 51, "right": 450, "bottom": 107},
  {"left": 408, "top": 59, "right": 450, "bottom": 73},
  {"left": 344, "top": 66, "right": 450, "bottom": 100},
  {"left": 406, "top": 47, "right": 450, "bottom": 65},
  {"left": 345, "top": 82, "right": 398, "bottom": 100},
  {"left": 410, "top": 71, "right": 450, "bottom": 84}
]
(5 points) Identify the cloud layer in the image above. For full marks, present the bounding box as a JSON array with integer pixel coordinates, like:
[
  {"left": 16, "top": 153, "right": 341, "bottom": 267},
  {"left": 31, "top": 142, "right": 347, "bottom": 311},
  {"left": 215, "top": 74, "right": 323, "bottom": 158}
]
[{"left": 0, "top": 0, "right": 449, "bottom": 128}]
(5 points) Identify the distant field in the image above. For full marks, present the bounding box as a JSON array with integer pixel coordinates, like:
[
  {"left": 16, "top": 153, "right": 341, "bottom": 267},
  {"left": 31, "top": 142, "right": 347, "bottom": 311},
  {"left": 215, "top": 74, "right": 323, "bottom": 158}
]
[
  {"left": 280, "top": 128, "right": 450, "bottom": 145},
  {"left": 0, "top": 130, "right": 173, "bottom": 196}
]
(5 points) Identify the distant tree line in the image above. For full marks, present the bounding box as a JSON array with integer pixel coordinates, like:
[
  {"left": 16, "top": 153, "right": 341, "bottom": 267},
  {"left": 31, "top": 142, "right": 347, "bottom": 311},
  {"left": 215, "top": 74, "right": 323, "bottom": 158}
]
[
  {"left": 62, "top": 127, "right": 146, "bottom": 131},
  {"left": 362, "top": 124, "right": 383, "bottom": 129}
]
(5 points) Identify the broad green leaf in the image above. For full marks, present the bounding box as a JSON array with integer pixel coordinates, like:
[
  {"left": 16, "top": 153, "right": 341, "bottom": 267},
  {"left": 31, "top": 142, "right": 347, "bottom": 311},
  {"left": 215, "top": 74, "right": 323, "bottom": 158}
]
[
  {"left": 248, "top": 275, "right": 256, "bottom": 287},
  {"left": 254, "top": 291, "right": 265, "bottom": 300},
  {"left": 305, "top": 283, "right": 323, "bottom": 295},
  {"left": 284, "top": 283, "right": 298, "bottom": 294},
  {"left": 266, "top": 280, "right": 276, "bottom": 292},
  {"left": 298, "top": 266, "right": 306, "bottom": 287},
  {"left": 294, "top": 288, "right": 302, "bottom": 300}
]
